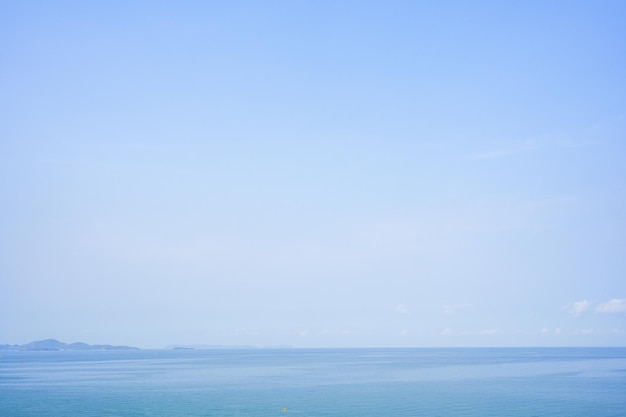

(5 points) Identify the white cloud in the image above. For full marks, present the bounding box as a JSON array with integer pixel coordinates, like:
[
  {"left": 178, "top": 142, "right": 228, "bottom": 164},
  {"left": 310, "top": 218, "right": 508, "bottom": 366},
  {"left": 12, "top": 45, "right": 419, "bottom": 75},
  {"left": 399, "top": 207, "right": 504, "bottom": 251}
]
[
  {"left": 440, "top": 328, "right": 453, "bottom": 336},
  {"left": 399, "top": 329, "right": 408, "bottom": 336},
  {"left": 395, "top": 304, "right": 409, "bottom": 315},
  {"left": 596, "top": 299, "right": 626, "bottom": 314},
  {"left": 480, "top": 328, "right": 498, "bottom": 335},
  {"left": 562, "top": 298, "right": 626, "bottom": 317},
  {"left": 562, "top": 300, "right": 591, "bottom": 317}
]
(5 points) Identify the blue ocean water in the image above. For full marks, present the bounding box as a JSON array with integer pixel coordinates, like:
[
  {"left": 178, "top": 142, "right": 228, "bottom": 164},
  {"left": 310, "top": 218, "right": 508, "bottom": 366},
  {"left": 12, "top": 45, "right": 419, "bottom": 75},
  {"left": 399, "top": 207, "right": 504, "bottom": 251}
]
[{"left": 1, "top": 348, "right": 625, "bottom": 416}]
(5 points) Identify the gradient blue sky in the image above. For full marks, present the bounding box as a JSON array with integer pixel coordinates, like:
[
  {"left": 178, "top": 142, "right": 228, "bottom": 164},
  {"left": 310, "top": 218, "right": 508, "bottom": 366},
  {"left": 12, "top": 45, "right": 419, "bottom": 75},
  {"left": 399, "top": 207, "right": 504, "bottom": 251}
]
[{"left": 1, "top": 1, "right": 625, "bottom": 348}]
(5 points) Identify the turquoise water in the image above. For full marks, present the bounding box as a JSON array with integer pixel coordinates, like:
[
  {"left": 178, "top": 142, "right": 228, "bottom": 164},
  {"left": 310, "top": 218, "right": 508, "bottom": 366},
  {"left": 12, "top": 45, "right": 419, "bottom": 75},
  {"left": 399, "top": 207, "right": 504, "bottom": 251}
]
[{"left": 1, "top": 348, "right": 625, "bottom": 416}]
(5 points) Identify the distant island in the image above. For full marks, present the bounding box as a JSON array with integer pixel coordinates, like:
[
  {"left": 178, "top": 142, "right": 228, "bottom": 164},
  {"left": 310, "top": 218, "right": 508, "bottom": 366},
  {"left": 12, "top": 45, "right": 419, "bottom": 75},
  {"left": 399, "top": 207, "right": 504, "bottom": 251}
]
[{"left": 0, "top": 339, "right": 139, "bottom": 351}]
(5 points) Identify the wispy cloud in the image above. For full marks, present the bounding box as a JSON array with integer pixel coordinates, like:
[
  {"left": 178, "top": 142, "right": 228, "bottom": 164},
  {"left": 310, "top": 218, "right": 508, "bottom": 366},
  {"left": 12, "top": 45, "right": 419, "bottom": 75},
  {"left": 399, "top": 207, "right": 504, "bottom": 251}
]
[
  {"left": 596, "top": 299, "right": 626, "bottom": 314},
  {"left": 442, "top": 304, "right": 475, "bottom": 316},
  {"left": 562, "top": 300, "right": 591, "bottom": 317},
  {"left": 470, "top": 139, "right": 538, "bottom": 160},
  {"left": 233, "top": 328, "right": 260, "bottom": 336},
  {"left": 574, "top": 328, "right": 625, "bottom": 336},
  {"left": 541, "top": 327, "right": 562, "bottom": 335},
  {"left": 442, "top": 305, "right": 456, "bottom": 315},
  {"left": 480, "top": 328, "right": 498, "bottom": 335},
  {"left": 556, "top": 138, "right": 591, "bottom": 148},
  {"left": 395, "top": 304, "right": 409, "bottom": 315}
]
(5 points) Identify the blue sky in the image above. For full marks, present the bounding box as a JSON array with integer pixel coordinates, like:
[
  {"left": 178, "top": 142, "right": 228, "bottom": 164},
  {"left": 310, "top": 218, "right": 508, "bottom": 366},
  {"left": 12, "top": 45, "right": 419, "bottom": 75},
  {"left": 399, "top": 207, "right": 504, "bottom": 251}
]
[{"left": 1, "top": 1, "right": 625, "bottom": 348}]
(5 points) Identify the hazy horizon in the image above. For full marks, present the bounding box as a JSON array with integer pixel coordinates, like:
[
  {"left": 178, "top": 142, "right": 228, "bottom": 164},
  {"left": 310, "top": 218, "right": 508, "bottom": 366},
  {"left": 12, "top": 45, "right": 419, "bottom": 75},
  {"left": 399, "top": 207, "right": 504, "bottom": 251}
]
[
  {"left": 6, "top": 337, "right": 626, "bottom": 350},
  {"left": 1, "top": 1, "right": 625, "bottom": 349}
]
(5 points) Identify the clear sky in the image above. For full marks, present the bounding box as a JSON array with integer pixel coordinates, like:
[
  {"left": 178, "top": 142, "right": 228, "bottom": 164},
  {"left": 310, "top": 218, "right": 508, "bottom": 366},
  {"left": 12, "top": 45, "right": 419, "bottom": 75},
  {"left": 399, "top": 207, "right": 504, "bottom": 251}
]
[{"left": 1, "top": 1, "right": 625, "bottom": 348}]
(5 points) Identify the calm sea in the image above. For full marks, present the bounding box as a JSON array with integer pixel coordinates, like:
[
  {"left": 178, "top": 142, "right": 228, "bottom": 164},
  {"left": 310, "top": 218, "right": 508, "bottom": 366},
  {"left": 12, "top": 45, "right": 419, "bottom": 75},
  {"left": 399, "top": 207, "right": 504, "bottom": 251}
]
[{"left": 1, "top": 348, "right": 625, "bottom": 416}]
